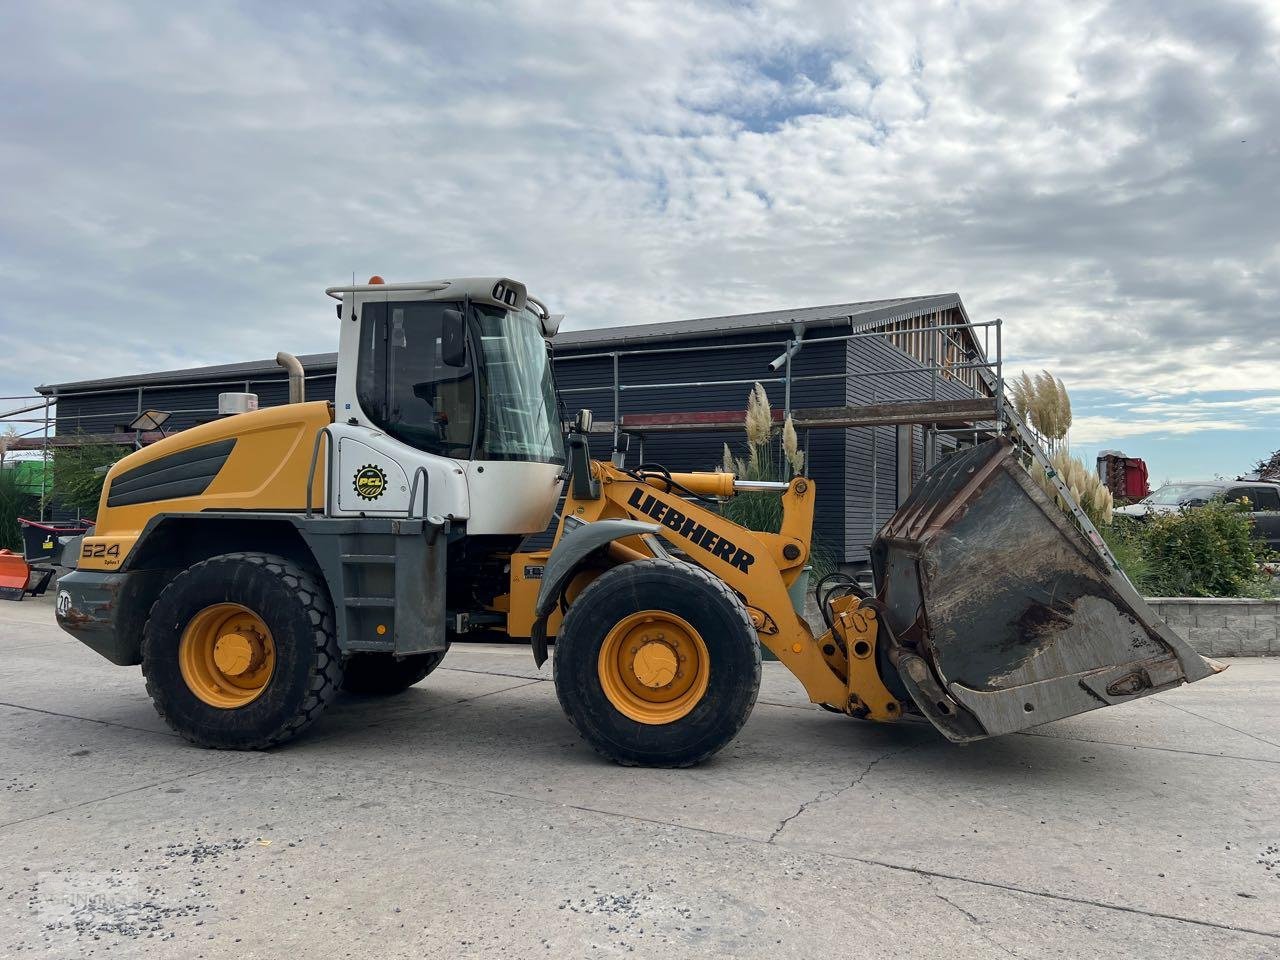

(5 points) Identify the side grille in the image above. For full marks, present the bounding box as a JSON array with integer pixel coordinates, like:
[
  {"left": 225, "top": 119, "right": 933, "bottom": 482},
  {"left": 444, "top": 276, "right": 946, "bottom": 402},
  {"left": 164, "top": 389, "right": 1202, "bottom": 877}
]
[{"left": 106, "top": 439, "right": 237, "bottom": 508}]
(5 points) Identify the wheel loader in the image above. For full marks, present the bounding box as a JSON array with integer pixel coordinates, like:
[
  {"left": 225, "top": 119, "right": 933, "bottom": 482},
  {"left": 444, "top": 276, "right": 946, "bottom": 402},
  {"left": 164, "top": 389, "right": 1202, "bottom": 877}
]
[{"left": 53, "top": 277, "right": 1219, "bottom": 765}]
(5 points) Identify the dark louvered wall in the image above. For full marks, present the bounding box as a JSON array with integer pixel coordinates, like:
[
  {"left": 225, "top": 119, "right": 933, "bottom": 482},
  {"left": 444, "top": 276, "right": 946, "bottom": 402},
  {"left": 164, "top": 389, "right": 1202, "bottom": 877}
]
[
  {"left": 47, "top": 313, "right": 989, "bottom": 558},
  {"left": 550, "top": 327, "right": 849, "bottom": 555},
  {"left": 841, "top": 335, "right": 979, "bottom": 560},
  {"left": 53, "top": 373, "right": 338, "bottom": 438}
]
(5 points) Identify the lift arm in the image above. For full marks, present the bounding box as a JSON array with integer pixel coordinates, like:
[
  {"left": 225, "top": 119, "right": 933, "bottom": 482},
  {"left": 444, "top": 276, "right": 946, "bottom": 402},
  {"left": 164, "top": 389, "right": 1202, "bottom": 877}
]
[{"left": 554, "top": 459, "right": 893, "bottom": 712}]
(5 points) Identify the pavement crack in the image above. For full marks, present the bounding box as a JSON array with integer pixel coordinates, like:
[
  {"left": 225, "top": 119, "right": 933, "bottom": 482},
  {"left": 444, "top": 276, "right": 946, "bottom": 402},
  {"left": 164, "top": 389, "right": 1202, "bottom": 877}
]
[
  {"left": 932, "top": 886, "right": 1023, "bottom": 959},
  {"left": 0, "top": 699, "right": 178, "bottom": 738},
  {"left": 934, "top": 889, "right": 984, "bottom": 926},
  {"left": 371, "top": 775, "right": 1280, "bottom": 942},
  {"left": 439, "top": 666, "right": 549, "bottom": 683},
  {"left": 1154, "top": 698, "right": 1280, "bottom": 750},
  {"left": 0, "top": 762, "right": 250, "bottom": 832},
  {"left": 1014, "top": 727, "right": 1280, "bottom": 764},
  {"left": 766, "top": 743, "right": 916, "bottom": 844}
]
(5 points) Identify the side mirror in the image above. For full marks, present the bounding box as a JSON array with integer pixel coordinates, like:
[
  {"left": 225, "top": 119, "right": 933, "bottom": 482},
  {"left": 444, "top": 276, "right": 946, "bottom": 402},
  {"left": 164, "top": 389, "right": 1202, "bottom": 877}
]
[
  {"left": 574, "top": 409, "right": 593, "bottom": 434},
  {"left": 441, "top": 308, "right": 467, "bottom": 367}
]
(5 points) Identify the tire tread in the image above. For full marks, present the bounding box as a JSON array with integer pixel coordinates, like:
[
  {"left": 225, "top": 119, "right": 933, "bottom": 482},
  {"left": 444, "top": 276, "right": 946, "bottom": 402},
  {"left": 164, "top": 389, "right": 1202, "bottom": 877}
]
[
  {"left": 554, "top": 556, "right": 761, "bottom": 767},
  {"left": 142, "top": 552, "right": 341, "bottom": 749}
]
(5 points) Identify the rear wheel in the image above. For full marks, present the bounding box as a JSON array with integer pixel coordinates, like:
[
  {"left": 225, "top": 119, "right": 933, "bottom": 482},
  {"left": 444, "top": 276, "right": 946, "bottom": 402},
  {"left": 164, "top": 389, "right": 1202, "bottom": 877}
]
[
  {"left": 341, "top": 651, "right": 445, "bottom": 696},
  {"left": 553, "top": 558, "right": 761, "bottom": 767},
  {"left": 142, "top": 552, "right": 342, "bottom": 749}
]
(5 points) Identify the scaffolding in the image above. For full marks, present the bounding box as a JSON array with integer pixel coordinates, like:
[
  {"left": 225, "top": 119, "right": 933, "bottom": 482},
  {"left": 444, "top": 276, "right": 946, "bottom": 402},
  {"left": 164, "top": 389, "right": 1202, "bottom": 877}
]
[{"left": 555, "top": 317, "right": 1005, "bottom": 458}]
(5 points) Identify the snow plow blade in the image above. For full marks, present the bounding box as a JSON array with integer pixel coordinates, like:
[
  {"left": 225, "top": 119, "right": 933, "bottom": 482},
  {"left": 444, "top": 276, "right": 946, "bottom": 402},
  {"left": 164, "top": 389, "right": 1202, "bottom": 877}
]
[
  {"left": 0, "top": 550, "right": 35, "bottom": 601},
  {"left": 870, "top": 437, "right": 1219, "bottom": 743}
]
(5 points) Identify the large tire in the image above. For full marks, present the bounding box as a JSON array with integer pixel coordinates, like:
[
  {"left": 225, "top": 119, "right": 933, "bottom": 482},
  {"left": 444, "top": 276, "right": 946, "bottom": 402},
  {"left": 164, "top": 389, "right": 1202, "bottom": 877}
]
[
  {"left": 142, "top": 552, "right": 342, "bottom": 749},
  {"left": 553, "top": 558, "right": 761, "bottom": 767},
  {"left": 341, "top": 651, "right": 445, "bottom": 696}
]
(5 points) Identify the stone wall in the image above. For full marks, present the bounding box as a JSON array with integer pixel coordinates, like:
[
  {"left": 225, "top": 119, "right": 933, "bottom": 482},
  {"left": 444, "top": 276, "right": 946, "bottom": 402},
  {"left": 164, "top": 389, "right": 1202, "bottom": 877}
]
[
  {"left": 1147, "top": 598, "right": 1280, "bottom": 657},
  {"left": 796, "top": 595, "right": 1278, "bottom": 660}
]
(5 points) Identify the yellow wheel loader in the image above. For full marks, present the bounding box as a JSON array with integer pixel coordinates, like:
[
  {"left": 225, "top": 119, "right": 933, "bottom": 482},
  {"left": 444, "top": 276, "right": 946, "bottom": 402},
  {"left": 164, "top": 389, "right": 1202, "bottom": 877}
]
[{"left": 54, "top": 277, "right": 1219, "bottom": 764}]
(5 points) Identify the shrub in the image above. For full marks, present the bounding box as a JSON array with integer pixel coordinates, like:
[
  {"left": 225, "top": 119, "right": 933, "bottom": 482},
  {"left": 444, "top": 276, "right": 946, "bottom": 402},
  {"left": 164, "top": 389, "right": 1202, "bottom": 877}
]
[
  {"left": 718, "top": 383, "right": 802, "bottom": 535},
  {"left": 1009, "top": 369, "right": 1072, "bottom": 447},
  {"left": 1099, "top": 518, "right": 1156, "bottom": 595},
  {"left": 0, "top": 470, "right": 38, "bottom": 551},
  {"left": 47, "top": 441, "right": 132, "bottom": 519},
  {"left": 716, "top": 383, "right": 833, "bottom": 578},
  {"left": 1104, "top": 502, "right": 1275, "bottom": 598}
]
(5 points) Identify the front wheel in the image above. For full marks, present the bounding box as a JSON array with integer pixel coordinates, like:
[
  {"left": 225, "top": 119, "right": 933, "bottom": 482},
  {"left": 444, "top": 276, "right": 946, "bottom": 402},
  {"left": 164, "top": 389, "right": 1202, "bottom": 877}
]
[
  {"left": 553, "top": 558, "right": 761, "bottom": 767},
  {"left": 141, "top": 553, "right": 342, "bottom": 749}
]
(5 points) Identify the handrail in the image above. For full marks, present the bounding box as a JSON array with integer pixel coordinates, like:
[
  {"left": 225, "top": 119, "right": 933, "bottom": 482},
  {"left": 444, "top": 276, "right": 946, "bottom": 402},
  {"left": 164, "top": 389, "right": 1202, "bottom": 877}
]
[
  {"left": 305, "top": 426, "right": 335, "bottom": 518},
  {"left": 324, "top": 282, "right": 449, "bottom": 300},
  {"left": 407, "top": 466, "right": 431, "bottom": 520}
]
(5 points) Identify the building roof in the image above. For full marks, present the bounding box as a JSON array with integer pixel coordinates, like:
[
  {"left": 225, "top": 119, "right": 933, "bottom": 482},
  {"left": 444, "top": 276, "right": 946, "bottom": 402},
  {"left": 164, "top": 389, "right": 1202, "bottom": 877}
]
[
  {"left": 552, "top": 293, "right": 964, "bottom": 349},
  {"left": 38, "top": 293, "right": 973, "bottom": 395},
  {"left": 36, "top": 352, "right": 341, "bottom": 396}
]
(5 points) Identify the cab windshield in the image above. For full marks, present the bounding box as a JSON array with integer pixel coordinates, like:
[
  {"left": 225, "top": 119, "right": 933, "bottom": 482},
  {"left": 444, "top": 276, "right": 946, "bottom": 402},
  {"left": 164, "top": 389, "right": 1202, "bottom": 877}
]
[
  {"left": 355, "top": 298, "right": 564, "bottom": 464},
  {"left": 473, "top": 304, "right": 565, "bottom": 465}
]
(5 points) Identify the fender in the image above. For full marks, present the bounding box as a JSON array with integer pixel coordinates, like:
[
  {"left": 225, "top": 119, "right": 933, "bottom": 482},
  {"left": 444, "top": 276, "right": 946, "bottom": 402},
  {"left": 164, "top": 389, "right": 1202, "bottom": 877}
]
[{"left": 530, "top": 517, "right": 658, "bottom": 667}]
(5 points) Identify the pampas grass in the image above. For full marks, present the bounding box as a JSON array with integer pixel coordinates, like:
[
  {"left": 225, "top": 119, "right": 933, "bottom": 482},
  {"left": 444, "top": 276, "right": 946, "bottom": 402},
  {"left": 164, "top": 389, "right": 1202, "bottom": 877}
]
[
  {"left": 1010, "top": 369, "right": 1072, "bottom": 449},
  {"left": 1031, "top": 447, "right": 1113, "bottom": 526},
  {"left": 717, "top": 383, "right": 803, "bottom": 535},
  {"left": 782, "top": 416, "right": 804, "bottom": 475}
]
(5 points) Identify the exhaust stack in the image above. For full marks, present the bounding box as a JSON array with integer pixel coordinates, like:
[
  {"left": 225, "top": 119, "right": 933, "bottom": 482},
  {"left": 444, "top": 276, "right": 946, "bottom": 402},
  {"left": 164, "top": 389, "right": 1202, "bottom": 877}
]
[{"left": 276, "top": 352, "right": 305, "bottom": 404}]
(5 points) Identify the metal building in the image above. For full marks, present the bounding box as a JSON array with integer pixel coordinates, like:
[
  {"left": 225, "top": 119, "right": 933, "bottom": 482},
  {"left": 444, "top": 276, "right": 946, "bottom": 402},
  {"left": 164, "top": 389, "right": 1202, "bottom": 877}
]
[{"left": 33, "top": 293, "right": 1000, "bottom": 560}]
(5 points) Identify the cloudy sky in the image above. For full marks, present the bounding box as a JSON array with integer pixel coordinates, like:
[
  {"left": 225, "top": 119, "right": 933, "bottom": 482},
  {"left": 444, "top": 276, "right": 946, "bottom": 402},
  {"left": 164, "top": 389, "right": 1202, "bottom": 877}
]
[{"left": 1, "top": 0, "right": 1276, "bottom": 481}]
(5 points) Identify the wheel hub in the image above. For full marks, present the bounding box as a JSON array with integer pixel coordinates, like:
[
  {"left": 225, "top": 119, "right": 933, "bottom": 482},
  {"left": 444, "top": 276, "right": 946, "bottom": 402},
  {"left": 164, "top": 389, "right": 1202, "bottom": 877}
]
[
  {"left": 179, "top": 603, "right": 276, "bottom": 709},
  {"left": 597, "top": 611, "right": 710, "bottom": 725},
  {"left": 632, "top": 640, "right": 678, "bottom": 688},
  {"left": 212, "top": 630, "right": 264, "bottom": 677}
]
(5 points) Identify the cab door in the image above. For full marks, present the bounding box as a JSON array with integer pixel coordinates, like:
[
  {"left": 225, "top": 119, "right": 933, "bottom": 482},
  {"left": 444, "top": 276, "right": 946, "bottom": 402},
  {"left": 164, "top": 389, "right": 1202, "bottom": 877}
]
[{"left": 328, "top": 296, "right": 472, "bottom": 520}]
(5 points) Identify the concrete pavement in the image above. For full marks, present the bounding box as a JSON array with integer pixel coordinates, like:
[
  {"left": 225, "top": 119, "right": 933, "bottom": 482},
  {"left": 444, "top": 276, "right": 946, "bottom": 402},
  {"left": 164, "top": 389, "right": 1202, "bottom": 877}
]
[{"left": 0, "top": 593, "right": 1277, "bottom": 959}]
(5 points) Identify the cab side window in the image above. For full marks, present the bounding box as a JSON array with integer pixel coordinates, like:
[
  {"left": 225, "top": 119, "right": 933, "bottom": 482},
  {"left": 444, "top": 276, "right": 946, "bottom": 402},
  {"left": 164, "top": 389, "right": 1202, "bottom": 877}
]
[{"left": 355, "top": 301, "right": 476, "bottom": 457}]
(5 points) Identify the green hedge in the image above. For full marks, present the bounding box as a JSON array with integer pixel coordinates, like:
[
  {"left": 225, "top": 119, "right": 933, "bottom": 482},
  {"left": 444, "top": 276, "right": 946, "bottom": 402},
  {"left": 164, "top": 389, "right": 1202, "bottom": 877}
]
[
  {"left": 1103, "top": 501, "right": 1276, "bottom": 598},
  {"left": 0, "top": 470, "right": 38, "bottom": 551}
]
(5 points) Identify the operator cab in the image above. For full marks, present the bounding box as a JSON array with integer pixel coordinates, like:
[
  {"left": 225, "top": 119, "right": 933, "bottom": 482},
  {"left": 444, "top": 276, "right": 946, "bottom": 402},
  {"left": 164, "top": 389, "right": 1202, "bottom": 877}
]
[{"left": 326, "top": 277, "right": 566, "bottom": 534}]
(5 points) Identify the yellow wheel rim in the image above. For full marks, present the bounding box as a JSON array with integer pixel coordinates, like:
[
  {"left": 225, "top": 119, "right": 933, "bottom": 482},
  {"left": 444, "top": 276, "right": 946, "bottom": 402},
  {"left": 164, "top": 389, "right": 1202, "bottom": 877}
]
[
  {"left": 178, "top": 603, "right": 276, "bottom": 709},
  {"left": 597, "top": 610, "right": 709, "bottom": 725}
]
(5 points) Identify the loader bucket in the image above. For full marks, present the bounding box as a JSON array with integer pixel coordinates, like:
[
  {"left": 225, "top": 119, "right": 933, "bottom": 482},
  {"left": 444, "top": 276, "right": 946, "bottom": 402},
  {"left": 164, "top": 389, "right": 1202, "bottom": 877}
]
[{"left": 870, "top": 437, "right": 1219, "bottom": 743}]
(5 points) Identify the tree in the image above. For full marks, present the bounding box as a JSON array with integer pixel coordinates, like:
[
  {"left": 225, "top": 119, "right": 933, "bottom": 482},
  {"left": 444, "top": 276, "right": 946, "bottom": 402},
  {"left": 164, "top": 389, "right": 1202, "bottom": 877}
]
[
  {"left": 0, "top": 470, "right": 37, "bottom": 550},
  {"left": 46, "top": 440, "right": 132, "bottom": 519},
  {"left": 1256, "top": 448, "right": 1280, "bottom": 481},
  {"left": 0, "top": 426, "right": 19, "bottom": 467}
]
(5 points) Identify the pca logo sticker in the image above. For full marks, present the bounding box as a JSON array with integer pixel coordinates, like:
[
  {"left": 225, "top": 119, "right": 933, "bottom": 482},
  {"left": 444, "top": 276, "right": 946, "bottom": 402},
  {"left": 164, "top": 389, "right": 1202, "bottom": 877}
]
[{"left": 353, "top": 464, "right": 388, "bottom": 501}]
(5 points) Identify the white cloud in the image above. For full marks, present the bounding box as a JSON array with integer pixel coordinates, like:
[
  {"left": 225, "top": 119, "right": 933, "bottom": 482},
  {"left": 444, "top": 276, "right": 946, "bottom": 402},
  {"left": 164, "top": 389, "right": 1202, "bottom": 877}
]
[
  {"left": 1127, "top": 395, "right": 1280, "bottom": 417},
  {"left": 1070, "top": 414, "right": 1252, "bottom": 444},
  {"left": 0, "top": 0, "right": 1276, "bottom": 407}
]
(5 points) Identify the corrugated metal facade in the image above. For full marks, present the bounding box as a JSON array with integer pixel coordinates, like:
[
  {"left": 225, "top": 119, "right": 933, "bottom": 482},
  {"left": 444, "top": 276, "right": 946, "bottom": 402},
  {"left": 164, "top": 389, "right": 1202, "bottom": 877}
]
[
  {"left": 550, "top": 326, "right": 849, "bottom": 554},
  {"left": 44, "top": 297, "right": 991, "bottom": 557},
  {"left": 840, "top": 316, "right": 982, "bottom": 560}
]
